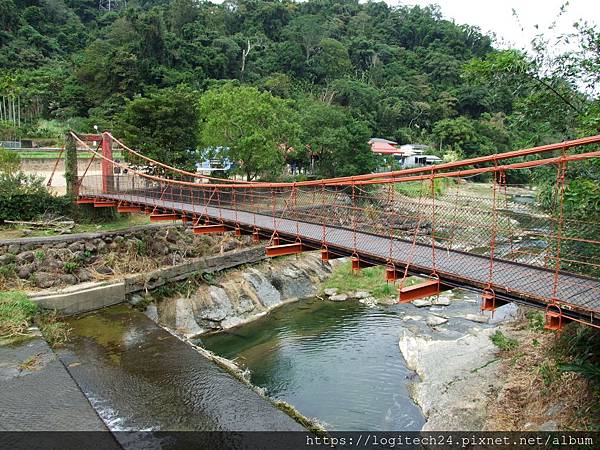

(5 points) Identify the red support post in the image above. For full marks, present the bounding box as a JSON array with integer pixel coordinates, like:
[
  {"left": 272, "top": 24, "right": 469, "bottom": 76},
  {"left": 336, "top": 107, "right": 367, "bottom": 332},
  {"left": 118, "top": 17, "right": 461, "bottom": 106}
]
[{"left": 101, "top": 132, "right": 113, "bottom": 194}]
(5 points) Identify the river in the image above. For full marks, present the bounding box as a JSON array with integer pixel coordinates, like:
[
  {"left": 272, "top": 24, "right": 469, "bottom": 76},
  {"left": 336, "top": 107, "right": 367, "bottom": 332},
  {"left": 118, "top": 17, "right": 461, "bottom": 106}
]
[{"left": 199, "top": 296, "right": 452, "bottom": 431}]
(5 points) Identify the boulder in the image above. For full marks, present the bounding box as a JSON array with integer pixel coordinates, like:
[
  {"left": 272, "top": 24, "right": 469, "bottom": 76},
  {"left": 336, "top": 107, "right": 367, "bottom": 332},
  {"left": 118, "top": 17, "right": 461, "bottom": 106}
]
[
  {"left": 359, "top": 296, "right": 377, "bottom": 307},
  {"left": 353, "top": 291, "right": 371, "bottom": 299},
  {"left": 463, "top": 314, "right": 489, "bottom": 324},
  {"left": 76, "top": 269, "right": 91, "bottom": 282},
  {"left": 432, "top": 296, "right": 451, "bottom": 306},
  {"left": 84, "top": 242, "right": 96, "bottom": 253},
  {"left": 403, "top": 315, "right": 424, "bottom": 321},
  {"left": 16, "top": 251, "right": 35, "bottom": 264},
  {"left": 329, "top": 293, "right": 348, "bottom": 302},
  {"left": 35, "top": 272, "right": 56, "bottom": 289},
  {"left": 7, "top": 244, "right": 20, "bottom": 254},
  {"left": 323, "top": 288, "right": 338, "bottom": 296},
  {"left": 427, "top": 315, "right": 448, "bottom": 326},
  {"left": 95, "top": 265, "right": 114, "bottom": 275},
  {"left": 165, "top": 229, "right": 179, "bottom": 244},
  {"left": 59, "top": 274, "right": 77, "bottom": 285},
  {"left": 68, "top": 241, "right": 84, "bottom": 252},
  {"left": 17, "top": 264, "right": 33, "bottom": 279},
  {"left": 412, "top": 299, "right": 432, "bottom": 307}
]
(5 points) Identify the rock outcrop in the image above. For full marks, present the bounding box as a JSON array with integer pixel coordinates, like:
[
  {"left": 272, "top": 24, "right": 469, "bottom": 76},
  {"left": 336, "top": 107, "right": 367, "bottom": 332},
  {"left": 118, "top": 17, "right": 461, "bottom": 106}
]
[{"left": 155, "top": 253, "right": 332, "bottom": 337}]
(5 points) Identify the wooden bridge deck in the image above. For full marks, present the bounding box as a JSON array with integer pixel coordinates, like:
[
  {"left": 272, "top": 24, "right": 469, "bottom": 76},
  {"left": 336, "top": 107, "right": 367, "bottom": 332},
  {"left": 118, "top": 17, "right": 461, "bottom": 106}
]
[{"left": 98, "top": 193, "right": 600, "bottom": 324}]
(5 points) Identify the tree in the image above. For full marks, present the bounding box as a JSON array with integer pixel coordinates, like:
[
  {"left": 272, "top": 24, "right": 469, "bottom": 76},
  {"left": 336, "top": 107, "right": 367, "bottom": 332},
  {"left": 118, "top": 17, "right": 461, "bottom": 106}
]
[
  {"left": 298, "top": 99, "right": 377, "bottom": 178},
  {"left": 115, "top": 85, "right": 200, "bottom": 170},
  {"left": 198, "top": 83, "right": 300, "bottom": 180}
]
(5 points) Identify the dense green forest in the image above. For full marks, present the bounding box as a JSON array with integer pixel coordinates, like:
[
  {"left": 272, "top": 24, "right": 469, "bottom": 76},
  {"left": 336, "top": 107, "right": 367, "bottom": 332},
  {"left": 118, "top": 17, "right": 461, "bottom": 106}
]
[{"left": 0, "top": 0, "right": 598, "bottom": 179}]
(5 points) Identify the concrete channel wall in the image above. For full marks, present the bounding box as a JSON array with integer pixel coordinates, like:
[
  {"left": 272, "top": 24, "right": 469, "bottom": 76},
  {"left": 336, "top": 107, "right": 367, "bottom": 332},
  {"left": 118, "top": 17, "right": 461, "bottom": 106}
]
[{"left": 29, "top": 246, "right": 267, "bottom": 315}]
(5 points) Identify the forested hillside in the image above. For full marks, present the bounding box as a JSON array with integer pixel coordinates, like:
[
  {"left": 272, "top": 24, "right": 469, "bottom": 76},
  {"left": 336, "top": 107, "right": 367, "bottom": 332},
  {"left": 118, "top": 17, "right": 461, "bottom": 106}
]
[{"left": 0, "top": 0, "right": 598, "bottom": 178}]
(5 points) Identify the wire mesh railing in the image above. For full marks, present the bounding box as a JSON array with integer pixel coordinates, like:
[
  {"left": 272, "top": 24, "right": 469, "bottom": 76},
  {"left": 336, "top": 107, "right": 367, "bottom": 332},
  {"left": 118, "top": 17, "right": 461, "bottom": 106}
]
[{"left": 73, "top": 131, "right": 600, "bottom": 327}]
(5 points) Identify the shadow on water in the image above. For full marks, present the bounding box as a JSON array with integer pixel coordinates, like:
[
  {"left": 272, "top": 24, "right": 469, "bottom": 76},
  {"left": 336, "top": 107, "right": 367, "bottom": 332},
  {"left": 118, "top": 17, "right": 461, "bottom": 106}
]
[{"left": 197, "top": 298, "right": 426, "bottom": 431}]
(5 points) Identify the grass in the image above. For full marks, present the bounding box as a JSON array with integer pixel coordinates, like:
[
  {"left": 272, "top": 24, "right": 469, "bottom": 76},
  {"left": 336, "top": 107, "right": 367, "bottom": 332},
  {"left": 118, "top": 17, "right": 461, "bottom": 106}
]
[
  {"left": 394, "top": 177, "right": 453, "bottom": 198},
  {"left": 19, "top": 354, "right": 42, "bottom": 371},
  {"left": 526, "top": 310, "right": 545, "bottom": 331},
  {"left": 36, "top": 311, "right": 71, "bottom": 348},
  {"left": 0, "top": 291, "right": 38, "bottom": 341},
  {"left": 490, "top": 330, "right": 519, "bottom": 351},
  {"left": 487, "top": 316, "right": 600, "bottom": 431},
  {"left": 0, "top": 290, "right": 71, "bottom": 348},
  {"left": 321, "top": 261, "right": 419, "bottom": 299}
]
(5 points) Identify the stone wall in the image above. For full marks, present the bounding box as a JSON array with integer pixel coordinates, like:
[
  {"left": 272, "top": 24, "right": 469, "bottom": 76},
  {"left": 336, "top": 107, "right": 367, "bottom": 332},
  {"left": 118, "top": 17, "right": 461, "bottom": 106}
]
[
  {"left": 30, "top": 246, "right": 268, "bottom": 315},
  {"left": 0, "top": 224, "right": 248, "bottom": 290}
]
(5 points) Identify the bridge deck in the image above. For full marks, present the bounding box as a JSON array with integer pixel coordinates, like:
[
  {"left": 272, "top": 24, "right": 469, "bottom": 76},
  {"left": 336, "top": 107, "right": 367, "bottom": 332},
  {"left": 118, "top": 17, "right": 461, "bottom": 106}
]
[{"left": 99, "top": 193, "right": 600, "bottom": 322}]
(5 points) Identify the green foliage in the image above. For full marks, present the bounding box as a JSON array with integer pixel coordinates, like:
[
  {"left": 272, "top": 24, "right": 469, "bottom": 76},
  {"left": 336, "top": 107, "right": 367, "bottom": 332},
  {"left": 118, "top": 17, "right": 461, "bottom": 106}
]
[
  {"left": 34, "top": 250, "right": 45, "bottom": 262},
  {"left": 527, "top": 310, "right": 546, "bottom": 332},
  {"left": 199, "top": 83, "right": 300, "bottom": 180},
  {"left": 62, "top": 261, "right": 79, "bottom": 274},
  {"left": 538, "top": 361, "right": 560, "bottom": 386},
  {"left": 115, "top": 85, "right": 200, "bottom": 171},
  {"left": 490, "top": 330, "right": 519, "bottom": 351},
  {"left": 556, "top": 324, "right": 600, "bottom": 384},
  {"left": 0, "top": 147, "right": 20, "bottom": 175},
  {"left": 394, "top": 178, "right": 452, "bottom": 198},
  {"left": 0, "top": 172, "right": 72, "bottom": 221},
  {"left": 321, "top": 261, "right": 419, "bottom": 299},
  {"left": 297, "top": 98, "right": 377, "bottom": 178},
  {"left": 0, "top": 291, "right": 38, "bottom": 339}
]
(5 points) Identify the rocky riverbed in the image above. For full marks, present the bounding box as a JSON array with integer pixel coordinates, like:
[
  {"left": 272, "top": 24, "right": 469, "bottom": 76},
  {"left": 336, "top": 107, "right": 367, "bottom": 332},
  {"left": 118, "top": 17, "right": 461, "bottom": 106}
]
[{"left": 148, "top": 252, "right": 525, "bottom": 431}]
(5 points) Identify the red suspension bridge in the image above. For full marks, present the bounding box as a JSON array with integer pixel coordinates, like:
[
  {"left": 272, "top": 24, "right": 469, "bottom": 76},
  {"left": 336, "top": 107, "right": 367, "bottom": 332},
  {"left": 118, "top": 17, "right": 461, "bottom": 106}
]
[{"left": 66, "top": 131, "right": 600, "bottom": 330}]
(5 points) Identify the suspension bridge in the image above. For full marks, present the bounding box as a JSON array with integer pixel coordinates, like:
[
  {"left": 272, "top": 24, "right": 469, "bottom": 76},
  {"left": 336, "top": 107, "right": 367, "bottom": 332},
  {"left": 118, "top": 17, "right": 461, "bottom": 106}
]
[{"left": 63, "top": 131, "right": 600, "bottom": 330}]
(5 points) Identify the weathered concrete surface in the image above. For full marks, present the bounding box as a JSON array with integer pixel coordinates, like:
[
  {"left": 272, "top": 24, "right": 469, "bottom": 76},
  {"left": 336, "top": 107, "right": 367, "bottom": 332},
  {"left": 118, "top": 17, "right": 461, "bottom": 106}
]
[
  {"left": 399, "top": 326, "right": 503, "bottom": 431},
  {"left": 397, "top": 301, "right": 519, "bottom": 431},
  {"left": 0, "top": 330, "right": 113, "bottom": 434},
  {"left": 29, "top": 246, "right": 267, "bottom": 315},
  {"left": 31, "top": 281, "right": 126, "bottom": 315},
  {"left": 59, "top": 306, "right": 304, "bottom": 432}
]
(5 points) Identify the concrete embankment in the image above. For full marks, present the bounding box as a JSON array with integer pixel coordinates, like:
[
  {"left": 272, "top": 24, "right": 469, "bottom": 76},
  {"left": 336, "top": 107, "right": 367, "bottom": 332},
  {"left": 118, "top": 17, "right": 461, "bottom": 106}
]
[
  {"left": 59, "top": 305, "right": 304, "bottom": 433},
  {"left": 0, "top": 329, "right": 115, "bottom": 440},
  {"left": 152, "top": 252, "right": 335, "bottom": 337},
  {"left": 29, "top": 245, "right": 267, "bottom": 315}
]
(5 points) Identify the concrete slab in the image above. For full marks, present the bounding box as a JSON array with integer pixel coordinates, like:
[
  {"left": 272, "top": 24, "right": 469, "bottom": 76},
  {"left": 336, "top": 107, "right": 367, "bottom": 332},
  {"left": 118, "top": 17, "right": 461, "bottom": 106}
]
[{"left": 0, "top": 330, "right": 110, "bottom": 432}]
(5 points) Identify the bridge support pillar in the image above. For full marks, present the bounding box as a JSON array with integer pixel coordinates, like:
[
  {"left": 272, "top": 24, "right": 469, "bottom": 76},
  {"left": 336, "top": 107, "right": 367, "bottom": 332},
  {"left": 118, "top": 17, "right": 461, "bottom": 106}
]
[
  {"left": 64, "top": 132, "right": 78, "bottom": 198},
  {"left": 101, "top": 132, "right": 114, "bottom": 194}
]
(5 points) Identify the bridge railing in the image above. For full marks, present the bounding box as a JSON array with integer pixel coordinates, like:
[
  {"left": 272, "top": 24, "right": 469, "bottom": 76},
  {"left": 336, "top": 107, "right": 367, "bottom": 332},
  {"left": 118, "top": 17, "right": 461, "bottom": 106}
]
[{"left": 74, "top": 132, "right": 600, "bottom": 327}]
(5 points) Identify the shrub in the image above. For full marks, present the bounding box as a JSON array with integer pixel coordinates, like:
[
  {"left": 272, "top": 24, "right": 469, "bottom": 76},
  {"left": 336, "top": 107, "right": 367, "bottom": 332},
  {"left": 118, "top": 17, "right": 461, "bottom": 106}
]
[
  {"left": 0, "top": 147, "right": 20, "bottom": 175},
  {"left": 0, "top": 172, "right": 72, "bottom": 221},
  {"left": 63, "top": 261, "right": 79, "bottom": 273},
  {"left": 490, "top": 330, "right": 519, "bottom": 351}
]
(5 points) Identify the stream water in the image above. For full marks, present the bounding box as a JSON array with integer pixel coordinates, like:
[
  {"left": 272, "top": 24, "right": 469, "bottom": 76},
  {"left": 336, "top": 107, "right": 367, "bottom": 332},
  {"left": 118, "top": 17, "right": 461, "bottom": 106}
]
[{"left": 198, "top": 297, "right": 443, "bottom": 431}]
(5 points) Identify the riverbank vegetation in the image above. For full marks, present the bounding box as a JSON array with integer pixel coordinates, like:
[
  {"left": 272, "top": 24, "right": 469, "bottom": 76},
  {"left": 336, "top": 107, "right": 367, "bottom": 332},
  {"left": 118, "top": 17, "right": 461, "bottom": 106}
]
[
  {"left": 486, "top": 311, "right": 600, "bottom": 431},
  {"left": 0, "top": 290, "right": 70, "bottom": 348},
  {"left": 0, "top": 290, "right": 37, "bottom": 343},
  {"left": 321, "top": 260, "right": 419, "bottom": 300}
]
